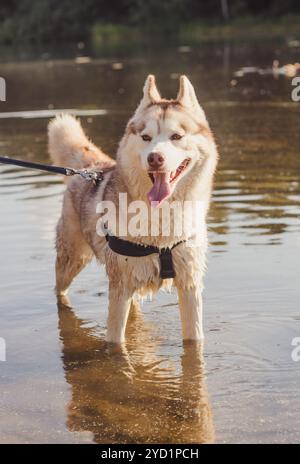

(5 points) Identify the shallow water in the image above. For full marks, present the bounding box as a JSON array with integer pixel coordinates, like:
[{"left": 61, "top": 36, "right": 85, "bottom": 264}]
[{"left": 0, "top": 40, "right": 300, "bottom": 444}]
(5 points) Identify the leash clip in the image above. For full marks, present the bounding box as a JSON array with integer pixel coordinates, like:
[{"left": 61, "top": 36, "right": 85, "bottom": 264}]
[
  {"left": 65, "top": 167, "right": 76, "bottom": 177},
  {"left": 65, "top": 167, "right": 104, "bottom": 183},
  {"left": 78, "top": 169, "right": 104, "bottom": 183}
]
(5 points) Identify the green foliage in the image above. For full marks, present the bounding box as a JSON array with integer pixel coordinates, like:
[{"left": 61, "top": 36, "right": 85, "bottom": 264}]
[{"left": 0, "top": 0, "right": 299, "bottom": 44}]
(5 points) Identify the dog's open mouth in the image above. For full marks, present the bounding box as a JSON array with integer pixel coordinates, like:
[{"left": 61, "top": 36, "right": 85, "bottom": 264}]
[{"left": 148, "top": 158, "right": 191, "bottom": 207}]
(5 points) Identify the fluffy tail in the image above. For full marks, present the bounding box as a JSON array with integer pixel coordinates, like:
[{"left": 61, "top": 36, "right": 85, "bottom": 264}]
[{"left": 48, "top": 114, "right": 114, "bottom": 170}]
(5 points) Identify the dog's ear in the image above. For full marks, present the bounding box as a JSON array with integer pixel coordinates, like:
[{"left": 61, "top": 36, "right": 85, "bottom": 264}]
[
  {"left": 177, "top": 75, "right": 207, "bottom": 122},
  {"left": 135, "top": 75, "right": 161, "bottom": 113}
]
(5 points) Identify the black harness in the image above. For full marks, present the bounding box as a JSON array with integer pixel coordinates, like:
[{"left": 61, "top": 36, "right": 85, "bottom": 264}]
[{"left": 105, "top": 234, "right": 185, "bottom": 279}]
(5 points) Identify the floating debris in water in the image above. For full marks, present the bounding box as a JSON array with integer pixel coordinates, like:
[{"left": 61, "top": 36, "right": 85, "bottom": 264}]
[
  {"left": 287, "top": 39, "right": 300, "bottom": 48},
  {"left": 112, "top": 62, "right": 124, "bottom": 70},
  {"left": 234, "top": 67, "right": 264, "bottom": 77},
  {"left": 178, "top": 45, "right": 191, "bottom": 53},
  {"left": 234, "top": 62, "right": 300, "bottom": 79},
  {"left": 272, "top": 60, "right": 300, "bottom": 78},
  {"left": 75, "top": 56, "right": 92, "bottom": 64}
]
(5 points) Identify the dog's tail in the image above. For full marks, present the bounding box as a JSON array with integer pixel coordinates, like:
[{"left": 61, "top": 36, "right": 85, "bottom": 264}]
[{"left": 48, "top": 114, "right": 114, "bottom": 171}]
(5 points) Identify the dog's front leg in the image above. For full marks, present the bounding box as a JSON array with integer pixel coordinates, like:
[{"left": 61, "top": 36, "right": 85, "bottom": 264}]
[
  {"left": 177, "top": 284, "right": 204, "bottom": 342},
  {"left": 106, "top": 283, "right": 133, "bottom": 344}
]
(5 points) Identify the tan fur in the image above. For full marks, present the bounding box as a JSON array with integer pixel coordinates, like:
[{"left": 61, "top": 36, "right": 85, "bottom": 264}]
[
  {"left": 48, "top": 113, "right": 114, "bottom": 170},
  {"left": 49, "top": 75, "right": 218, "bottom": 344}
]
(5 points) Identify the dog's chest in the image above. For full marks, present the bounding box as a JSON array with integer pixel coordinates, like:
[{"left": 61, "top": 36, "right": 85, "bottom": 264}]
[{"left": 104, "top": 242, "right": 205, "bottom": 295}]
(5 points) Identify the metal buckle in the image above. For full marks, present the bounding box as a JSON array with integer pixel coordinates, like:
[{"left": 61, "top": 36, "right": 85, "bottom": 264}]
[
  {"left": 79, "top": 170, "right": 103, "bottom": 182},
  {"left": 65, "top": 168, "right": 104, "bottom": 183},
  {"left": 65, "top": 168, "right": 76, "bottom": 177}
]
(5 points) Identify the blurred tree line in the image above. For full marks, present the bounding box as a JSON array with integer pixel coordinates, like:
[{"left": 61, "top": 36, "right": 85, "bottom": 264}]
[{"left": 0, "top": 0, "right": 299, "bottom": 43}]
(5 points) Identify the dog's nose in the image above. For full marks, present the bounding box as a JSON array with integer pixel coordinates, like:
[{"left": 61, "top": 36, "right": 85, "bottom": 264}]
[{"left": 148, "top": 152, "right": 165, "bottom": 170}]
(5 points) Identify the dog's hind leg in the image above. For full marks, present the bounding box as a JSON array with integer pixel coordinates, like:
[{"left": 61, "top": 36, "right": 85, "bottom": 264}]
[
  {"left": 176, "top": 284, "right": 204, "bottom": 342},
  {"left": 55, "top": 192, "right": 93, "bottom": 297}
]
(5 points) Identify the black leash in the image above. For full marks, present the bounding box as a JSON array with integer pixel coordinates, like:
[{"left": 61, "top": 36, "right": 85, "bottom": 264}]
[
  {"left": 0, "top": 156, "right": 104, "bottom": 183},
  {"left": 106, "top": 233, "right": 185, "bottom": 279}
]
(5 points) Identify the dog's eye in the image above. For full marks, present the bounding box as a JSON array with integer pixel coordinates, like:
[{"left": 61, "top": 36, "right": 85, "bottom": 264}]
[
  {"left": 141, "top": 134, "right": 152, "bottom": 142},
  {"left": 171, "top": 133, "right": 183, "bottom": 141}
]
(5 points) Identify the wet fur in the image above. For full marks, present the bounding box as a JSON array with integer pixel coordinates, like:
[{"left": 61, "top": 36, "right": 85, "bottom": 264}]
[{"left": 48, "top": 75, "right": 218, "bottom": 344}]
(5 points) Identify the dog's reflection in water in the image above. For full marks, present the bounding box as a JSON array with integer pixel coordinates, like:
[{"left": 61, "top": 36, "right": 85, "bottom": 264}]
[{"left": 57, "top": 297, "right": 214, "bottom": 444}]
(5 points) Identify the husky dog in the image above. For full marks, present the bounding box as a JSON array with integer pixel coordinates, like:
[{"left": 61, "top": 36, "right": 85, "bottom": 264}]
[{"left": 48, "top": 75, "right": 218, "bottom": 344}]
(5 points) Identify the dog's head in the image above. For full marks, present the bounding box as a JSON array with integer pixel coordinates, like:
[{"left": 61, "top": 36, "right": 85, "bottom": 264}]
[{"left": 119, "top": 75, "right": 215, "bottom": 207}]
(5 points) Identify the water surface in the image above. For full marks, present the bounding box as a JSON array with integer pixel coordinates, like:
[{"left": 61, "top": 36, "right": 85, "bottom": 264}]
[{"left": 0, "top": 39, "right": 300, "bottom": 443}]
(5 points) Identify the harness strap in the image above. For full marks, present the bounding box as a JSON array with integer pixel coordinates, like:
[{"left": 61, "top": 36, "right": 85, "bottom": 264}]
[{"left": 105, "top": 234, "right": 185, "bottom": 279}]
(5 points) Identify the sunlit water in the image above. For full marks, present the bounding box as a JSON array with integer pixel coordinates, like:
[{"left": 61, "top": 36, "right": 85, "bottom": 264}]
[{"left": 0, "top": 40, "right": 300, "bottom": 443}]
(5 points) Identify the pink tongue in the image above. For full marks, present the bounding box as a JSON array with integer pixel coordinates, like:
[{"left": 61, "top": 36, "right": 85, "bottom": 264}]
[{"left": 148, "top": 172, "right": 171, "bottom": 207}]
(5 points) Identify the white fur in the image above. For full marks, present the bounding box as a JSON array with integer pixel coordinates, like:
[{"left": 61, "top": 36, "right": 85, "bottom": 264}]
[{"left": 49, "top": 75, "right": 218, "bottom": 345}]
